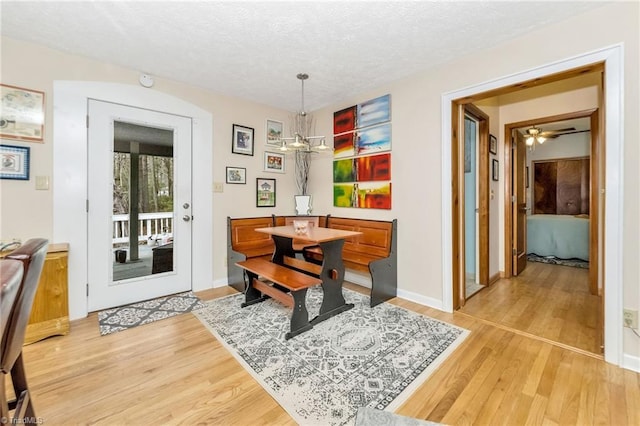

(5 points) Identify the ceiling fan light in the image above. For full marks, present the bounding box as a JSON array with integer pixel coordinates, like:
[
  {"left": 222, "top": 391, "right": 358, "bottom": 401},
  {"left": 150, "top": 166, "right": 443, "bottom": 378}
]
[
  {"left": 526, "top": 136, "right": 534, "bottom": 146},
  {"left": 537, "top": 136, "right": 546, "bottom": 144}
]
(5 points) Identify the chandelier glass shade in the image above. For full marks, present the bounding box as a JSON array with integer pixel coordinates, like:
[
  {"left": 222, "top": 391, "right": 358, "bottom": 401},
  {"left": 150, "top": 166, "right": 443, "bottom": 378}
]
[
  {"left": 525, "top": 126, "right": 546, "bottom": 146},
  {"left": 276, "top": 73, "right": 331, "bottom": 154}
]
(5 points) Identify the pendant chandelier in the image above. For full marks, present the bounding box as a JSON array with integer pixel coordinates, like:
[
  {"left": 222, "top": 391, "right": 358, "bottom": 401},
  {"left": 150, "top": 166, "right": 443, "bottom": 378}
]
[{"left": 276, "top": 73, "right": 331, "bottom": 153}]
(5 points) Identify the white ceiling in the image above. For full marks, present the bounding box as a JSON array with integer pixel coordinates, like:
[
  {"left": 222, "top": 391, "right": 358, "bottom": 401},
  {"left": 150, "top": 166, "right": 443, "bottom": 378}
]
[{"left": 1, "top": 1, "right": 606, "bottom": 112}]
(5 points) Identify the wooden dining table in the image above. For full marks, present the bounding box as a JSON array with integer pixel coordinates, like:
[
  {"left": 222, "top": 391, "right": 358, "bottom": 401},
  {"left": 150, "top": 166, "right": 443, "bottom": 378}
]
[{"left": 255, "top": 225, "right": 362, "bottom": 324}]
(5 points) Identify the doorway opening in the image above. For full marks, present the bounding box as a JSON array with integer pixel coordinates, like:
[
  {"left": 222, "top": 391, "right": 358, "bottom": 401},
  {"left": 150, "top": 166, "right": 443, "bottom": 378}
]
[
  {"left": 449, "top": 63, "right": 605, "bottom": 356},
  {"left": 87, "top": 100, "right": 193, "bottom": 312}
]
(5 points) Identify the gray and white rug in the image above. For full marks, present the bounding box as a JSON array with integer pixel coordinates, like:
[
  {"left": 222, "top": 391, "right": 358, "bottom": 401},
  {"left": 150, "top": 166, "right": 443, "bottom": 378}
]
[
  {"left": 194, "top": 287, "right": 469, "bottom": 426},
  {"left": 527, "top": 253, "right": 589, "bottom": 269},
  {"left": 98, "top": 291, "right": 205, "bottom": 335}
]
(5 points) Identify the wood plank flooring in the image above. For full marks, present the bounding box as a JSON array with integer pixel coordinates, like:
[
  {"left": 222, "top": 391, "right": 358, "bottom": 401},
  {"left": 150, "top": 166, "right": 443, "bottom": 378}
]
[
  {"left": 12, "top": 280, "right": 638, "bottom": 425},
  {"left": 460, "top": 261, "right": 601, "bottom": 355}
]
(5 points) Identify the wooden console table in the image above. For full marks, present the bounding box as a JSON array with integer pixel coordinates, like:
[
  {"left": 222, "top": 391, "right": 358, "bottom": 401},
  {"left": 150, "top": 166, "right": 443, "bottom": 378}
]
[{"left": 25, "top": 243, "right": 70, "bottom": 345}]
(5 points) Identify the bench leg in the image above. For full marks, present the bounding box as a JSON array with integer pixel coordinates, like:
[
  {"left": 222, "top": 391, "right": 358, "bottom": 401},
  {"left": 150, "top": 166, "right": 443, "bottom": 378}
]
[
  {"left": 285, "top": 288, "right": 313, "bottom": 340},
  {"left": 241, "top": 271, "right": 269, "bottom": 307}
]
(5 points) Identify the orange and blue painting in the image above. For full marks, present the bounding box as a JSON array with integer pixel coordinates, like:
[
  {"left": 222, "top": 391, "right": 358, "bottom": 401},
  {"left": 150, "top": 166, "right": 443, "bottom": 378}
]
[{"left": 332, "top": 94, "right": 392, "bottom": 210}]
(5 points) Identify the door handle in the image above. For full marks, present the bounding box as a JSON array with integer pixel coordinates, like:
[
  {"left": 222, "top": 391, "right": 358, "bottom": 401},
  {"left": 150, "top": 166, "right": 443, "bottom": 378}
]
[{"left": 182, "top": 215, "right": 191, "bottom": 222}]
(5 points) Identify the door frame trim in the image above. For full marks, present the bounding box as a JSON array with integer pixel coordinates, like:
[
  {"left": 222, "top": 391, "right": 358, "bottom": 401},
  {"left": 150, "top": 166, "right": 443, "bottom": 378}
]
[
  {"left": 53, "top": 82, "right": 213, "bottom": 321},
  {"left": 441, "top": 44, "right": 624, "bottom": 366}
]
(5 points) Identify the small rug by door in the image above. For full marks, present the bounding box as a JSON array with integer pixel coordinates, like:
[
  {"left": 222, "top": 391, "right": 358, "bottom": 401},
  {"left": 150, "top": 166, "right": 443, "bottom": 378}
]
[
  {"left": 98, "top": 291, "right": 205, "bottom": 336},
  {"left": 527, "top": 253, "right": 589, "bottom": 269},
  {"left": 194, "top": 287, "right": 469, "bottom": 425}
]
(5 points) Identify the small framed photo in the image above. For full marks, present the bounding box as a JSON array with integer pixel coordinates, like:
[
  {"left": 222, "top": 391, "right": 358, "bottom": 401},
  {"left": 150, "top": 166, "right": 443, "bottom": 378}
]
[
  {"left": 266, "top": 119, "right": 283, "bottom": 145},
  {"left": 226, "top": 166, "right": 246, "bottom": 184},
  {"left": 489, "top": 134, "right": 497, "bottom": 155},
  {"left": 264, "top": 151, "right": 285, "bottom": 173},
  {"left": 256, "top": 178, "right": 276, "bottom": 207},
  {"left": 492, "top": 159, "right": 499, "bottom": 181},
  {"left": 0, "top": 84, "right": 45, "bottom": 142},
  {"left": 0, "top": 144, "right": 30, "bottom": 180},
  {"left": 232, "top": 124, "right": 254, "bottom": 156}
]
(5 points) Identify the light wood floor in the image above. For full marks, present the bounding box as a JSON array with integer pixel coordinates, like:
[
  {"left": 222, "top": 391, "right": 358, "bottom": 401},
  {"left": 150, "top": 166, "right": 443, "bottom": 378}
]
[
  {"left": 11, "top": 280, "right": 639, "bottom": 425},
  {"left": 460, "top": 261, "right": 601, "bottom": 355}
]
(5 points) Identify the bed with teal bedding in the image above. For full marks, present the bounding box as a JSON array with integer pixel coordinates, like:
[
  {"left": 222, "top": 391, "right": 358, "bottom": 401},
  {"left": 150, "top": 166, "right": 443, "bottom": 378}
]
[{"left": 526, "top": 214, "right": 590, "bottom": 261}]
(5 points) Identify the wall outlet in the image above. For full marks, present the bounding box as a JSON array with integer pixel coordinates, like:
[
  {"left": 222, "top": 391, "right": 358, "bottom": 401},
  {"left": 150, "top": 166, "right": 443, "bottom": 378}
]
[{"left": 623, "top": 309, "right": 638, "bottom": 328}]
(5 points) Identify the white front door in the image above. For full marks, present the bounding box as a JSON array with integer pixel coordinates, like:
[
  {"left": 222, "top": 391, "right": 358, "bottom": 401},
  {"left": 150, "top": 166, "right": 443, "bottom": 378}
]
[{"left": 87, "top": 100, "right": 192, "bottom": 311}]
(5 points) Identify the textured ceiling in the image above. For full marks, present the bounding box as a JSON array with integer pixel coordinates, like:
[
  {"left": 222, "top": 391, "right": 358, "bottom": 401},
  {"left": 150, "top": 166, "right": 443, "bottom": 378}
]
[{"left": 1, "top": 1, "right": 606, "bottom": 112}]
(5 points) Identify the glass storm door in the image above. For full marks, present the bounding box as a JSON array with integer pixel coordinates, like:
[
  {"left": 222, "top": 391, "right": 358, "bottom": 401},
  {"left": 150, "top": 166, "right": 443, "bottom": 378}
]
[{"left": 87, "top": 100, "right": 192, "bottom": 311}]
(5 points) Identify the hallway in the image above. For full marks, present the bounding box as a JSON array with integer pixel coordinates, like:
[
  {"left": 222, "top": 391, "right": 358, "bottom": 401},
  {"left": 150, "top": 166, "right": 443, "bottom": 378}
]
[{"left": 459, "top": 261, "right": 601, "bottom": 356}]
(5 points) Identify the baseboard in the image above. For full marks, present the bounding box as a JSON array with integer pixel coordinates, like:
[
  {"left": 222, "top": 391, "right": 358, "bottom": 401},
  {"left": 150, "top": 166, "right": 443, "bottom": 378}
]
[
  {"left": 623, "top": 352, "right": 640, "bottom": 373},
  {"left": 397, "top": 289, "right": 444, "bottom": 311},
  {"left": 489, "top": 272, "right": 501, "bottom": 285},
  {"left": 345, "top": 271, "right": 444, "bottom": 311},
  {"left": 212, "top": 277, "right": 230, "bottom": 289},
  {"left": 345, "top": 271, "right": 371, "bottom": 288}
]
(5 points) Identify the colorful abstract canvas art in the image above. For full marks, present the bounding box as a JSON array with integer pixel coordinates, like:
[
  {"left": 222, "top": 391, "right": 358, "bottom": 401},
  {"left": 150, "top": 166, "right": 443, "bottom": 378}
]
[
  {"left": 333, "top": 182, "right": 392, "bottom": 209},
  {"left": 356, "top": 123, "right": 391, "bottom": 156},
  {"left": 333, "top": 105, "right": 357, "bottom": 135},
  {"left": 333, "top": 132, "right": 355, "bottom": 159},
  {"left": 357, "top": 94, "right": 390, "bottom": 129},
  {"left": 333, "top": 94, "right": 392, "bottom": 209}
]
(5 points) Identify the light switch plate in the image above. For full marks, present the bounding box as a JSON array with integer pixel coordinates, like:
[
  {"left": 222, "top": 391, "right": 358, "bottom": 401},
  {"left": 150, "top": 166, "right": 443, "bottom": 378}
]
[
  {"left": 35, "top": 176, "right": 50, "bottom": 190},
  {"left": 213, "top": 182, "right": 224, "bottom": 193}
]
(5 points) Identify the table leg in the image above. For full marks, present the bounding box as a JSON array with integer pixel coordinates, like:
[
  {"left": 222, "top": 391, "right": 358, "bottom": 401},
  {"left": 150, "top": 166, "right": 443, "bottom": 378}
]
[
  {"left": 271, "top": 235, "right": 296, "bottom": 264},
  {"left": 311, "top": 239, "right": 354, "bottom": 324}
]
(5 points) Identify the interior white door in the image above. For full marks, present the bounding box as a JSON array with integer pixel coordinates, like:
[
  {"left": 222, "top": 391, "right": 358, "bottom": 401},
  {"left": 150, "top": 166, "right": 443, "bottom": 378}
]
[{"left": 87, "top": 100, "right": 192, "bottom": 311}]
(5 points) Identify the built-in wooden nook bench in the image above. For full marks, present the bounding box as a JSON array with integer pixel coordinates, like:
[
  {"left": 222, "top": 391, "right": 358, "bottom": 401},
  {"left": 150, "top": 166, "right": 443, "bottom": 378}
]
[
  {"left": 227, "top": 216, "right": 276, "bottom": 292},
  {"left": 227, "top": 215, "right": 397, "bottom": 308},
  {"left": 303, "top": 217, "right": 397, "bottom": 307},
  {"left": 237, "top": 258, "right": 322, "bottom": 339}
]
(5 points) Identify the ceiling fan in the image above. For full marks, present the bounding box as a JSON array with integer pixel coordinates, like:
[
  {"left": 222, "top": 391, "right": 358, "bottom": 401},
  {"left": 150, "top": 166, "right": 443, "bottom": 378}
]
[{"left": 523, "top": 126, "right": 588, "bottom": 146}]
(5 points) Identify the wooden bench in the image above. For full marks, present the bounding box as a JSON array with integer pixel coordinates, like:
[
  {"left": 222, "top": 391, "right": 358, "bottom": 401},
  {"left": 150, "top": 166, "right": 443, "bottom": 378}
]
[
  {"left": 304, "top": 217, "right": 397, "bottom": 307},
  {"left": 227, "top": 216, "right": 275, "bottom": 292},
  {"left": 237, "top": 258, "right": 322, "bottom": 339}
]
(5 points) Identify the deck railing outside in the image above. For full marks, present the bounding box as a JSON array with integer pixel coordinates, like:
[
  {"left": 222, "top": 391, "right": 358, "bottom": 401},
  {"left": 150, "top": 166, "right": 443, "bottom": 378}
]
[{"left": 112, "top": 212, "right": 173, "bottom": 244}]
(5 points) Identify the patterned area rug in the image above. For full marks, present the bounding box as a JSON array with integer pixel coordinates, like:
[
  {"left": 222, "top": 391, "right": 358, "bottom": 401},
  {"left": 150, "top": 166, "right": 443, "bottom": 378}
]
[
  {"left": 98, "top": 291, "right": 205, "bottom": 335},
  {"left": 194, "top": 287, "right": 469, "bottom": 425},
  {"left": 527, "top": 253, "right": 589, "bottom": 269}
]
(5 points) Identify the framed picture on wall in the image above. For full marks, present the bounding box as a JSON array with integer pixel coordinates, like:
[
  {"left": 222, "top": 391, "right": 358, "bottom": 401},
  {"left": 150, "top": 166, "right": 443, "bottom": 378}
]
[
  {"left": 264, "top": 151, "right": 285, "bottom": 173},
  {"left": 489, "top": 134, "right": 497, "bottom": 155},
  {"left": 0, "top": 144, "right": 30, "bottom": 180},
  {"left": 232, "top": 124, "right": 254, "bottom": 156},
  {"left": 0, "top": 84, "right": 45, "bottom": 142},
  {"left": 226, "top": 166, "right": 246, "bottom": 184},
  {"left": 266, "top": 119, "right": 283, "bottom": 145},
  {"left": 492, "top": 159, "right": 499, "bottom": 181},
  {"left": 256, "top": 178, "right": 276, "bottom": 207}
]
